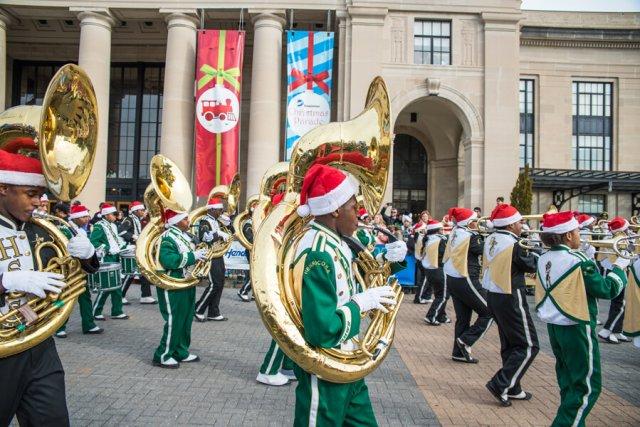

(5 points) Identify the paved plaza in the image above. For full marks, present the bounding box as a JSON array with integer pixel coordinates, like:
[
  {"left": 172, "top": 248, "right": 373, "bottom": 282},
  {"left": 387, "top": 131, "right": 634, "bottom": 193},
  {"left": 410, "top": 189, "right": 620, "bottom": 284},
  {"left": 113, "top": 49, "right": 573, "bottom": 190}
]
[{"left": 51, "top": 283, "right": 640, "bottom": 426}]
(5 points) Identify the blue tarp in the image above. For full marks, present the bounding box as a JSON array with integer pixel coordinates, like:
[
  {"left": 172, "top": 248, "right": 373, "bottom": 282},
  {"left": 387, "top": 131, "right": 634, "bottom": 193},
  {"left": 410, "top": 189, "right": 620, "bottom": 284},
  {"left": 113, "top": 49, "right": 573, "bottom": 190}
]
[{"left": 374, "top": 244, "right": 416, "bottom": 287}]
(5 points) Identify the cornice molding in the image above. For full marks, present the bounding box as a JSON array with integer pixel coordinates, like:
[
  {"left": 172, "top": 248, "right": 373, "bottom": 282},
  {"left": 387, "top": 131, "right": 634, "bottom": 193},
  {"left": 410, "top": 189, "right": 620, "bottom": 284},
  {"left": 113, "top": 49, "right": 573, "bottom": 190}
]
[{"left": 521, "top": 38, "right": 640, "bottom": 49}]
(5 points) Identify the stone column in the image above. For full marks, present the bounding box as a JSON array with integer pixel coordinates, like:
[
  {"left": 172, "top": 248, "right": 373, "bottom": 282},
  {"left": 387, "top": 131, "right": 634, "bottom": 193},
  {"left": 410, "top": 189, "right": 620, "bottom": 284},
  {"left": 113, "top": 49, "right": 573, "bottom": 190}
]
[
  {"left": 0, "top": 12, "right": 10, "bottom": 112},
  {"left": 159, "top": 10, "right": 198, "bottom": 192},
  {"left": 336, "top": 11, "right": 350, "bottom": 121},
  {"left": 482, "top": 12, "right": 521, "bottom": 209},
  {"left": 74, "top": 9, "right": 114, "bottom": 210},
  {"left": 245, "top": 10, "right": 285, "bottom": 196},
  {"left": 462, "top": 137, "right": 484, "bottom": 209}
]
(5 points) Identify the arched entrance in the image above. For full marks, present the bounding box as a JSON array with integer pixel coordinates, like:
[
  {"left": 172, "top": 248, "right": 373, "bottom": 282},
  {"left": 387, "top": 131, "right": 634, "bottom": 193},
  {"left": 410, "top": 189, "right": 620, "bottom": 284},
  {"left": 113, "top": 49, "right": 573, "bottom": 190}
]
[{"left": 392, "top": 134, "right": 427, "bottom": 214}]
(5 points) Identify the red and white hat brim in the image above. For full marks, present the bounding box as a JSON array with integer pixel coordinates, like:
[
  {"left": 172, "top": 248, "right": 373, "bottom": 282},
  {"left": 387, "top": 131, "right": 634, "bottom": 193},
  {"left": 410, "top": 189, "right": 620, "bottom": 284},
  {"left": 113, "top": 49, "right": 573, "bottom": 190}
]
[
  {"left": 0, "top": 171, "right": 46, "bottom": 188},
  {"left": 130, "top": 204, "right": 145, "bottom": 213},
  {"left": 543, "top": 217, "right": 579, "bottom": 234},
  {"left": 297, "top": 176, "right": 358, "bottom": 217},
  {"left": 610, "top": 220, "right": 629, "bottom": 233},
  {"left": 207, "top": 203, "right": 224, "bottom": 210},
  {"left": 579, "top": 217, "right": 595, "bottom": 228},
  {"left": 427, "top": 222, "right": 443, "bottom": 231},
  {"left": 165, "top": 212, "right": 188, "bottom": 227},
  {"left": 456, "top": 212, "right": 477, "bottom": 227},
  {"left": 492, "top": 212, "right": 522, "bottom": 228},
  {"left": 413, "top": 224, "right": 426, "bottom": 233},
  {"left": 69, "top": 210, "right": 90, "bottom": 219},
  {"left": 101, "top": 206, "right": 117, "bottom": 216}
]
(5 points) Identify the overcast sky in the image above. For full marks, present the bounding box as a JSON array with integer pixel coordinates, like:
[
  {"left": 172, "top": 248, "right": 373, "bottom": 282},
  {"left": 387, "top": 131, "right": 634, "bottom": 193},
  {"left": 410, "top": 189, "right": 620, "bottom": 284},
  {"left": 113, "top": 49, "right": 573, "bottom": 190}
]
[{"left": 522, "top": 0, "right": 640, "bottom": 12}]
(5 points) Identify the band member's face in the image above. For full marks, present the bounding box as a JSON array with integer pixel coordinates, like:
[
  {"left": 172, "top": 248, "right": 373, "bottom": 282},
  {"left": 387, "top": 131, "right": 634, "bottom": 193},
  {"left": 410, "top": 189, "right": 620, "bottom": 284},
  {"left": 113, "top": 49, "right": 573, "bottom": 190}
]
[
  {"left": 565, "top": 228, "right": 581, "bottom": 250},
  {"left": 54, "top": 209, "right": 67, "bottom": 219},
  {"left": 176, "top": 217, "right": 190, "bottom": 231},
  {"left": 468, "top": 221, "right": 478, "bottom": 230},
  {"left": 134, "top": 209, "right": 146, "bottom": 218},
  {"left": 209, "top": 208, "right": 222, "bottom": 218},
  {"left": 508, "top": 221, "right": 523, "bottom": 236},
  {"left": 336, "top": 196, "right": 358, "bottom": 237},
  {"left": 74, "top": 216, "right": 90, "bottom": 227},
  {"left": 0, "top": 185, "right": 45, "bottom": 222},
  {"left": 104, "top": 213, "right": 116, "bottom": 223}
]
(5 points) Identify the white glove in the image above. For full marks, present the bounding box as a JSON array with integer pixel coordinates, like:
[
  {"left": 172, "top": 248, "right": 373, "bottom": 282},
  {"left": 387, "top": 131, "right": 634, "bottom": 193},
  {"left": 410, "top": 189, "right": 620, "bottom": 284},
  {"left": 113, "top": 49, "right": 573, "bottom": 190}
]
[
  {"left": 95, "top": 246, "right": 105, "bottom": 259},
  {"left": 194, "top": 248, "right": 208, "bottom": 261},
  {"left": 219, "top": 214, "right": 231, "bottom": 227},
  {"left": 203, "top": 231, "right": 215, "bottom": 243},
  {"left": 351, "top": 285, "right": 396, "bottom": 314},
  {"left": 384, "top": 241, "right": 408, "bottom": 262},
  {"left": 217, "top": 230, "right": 230, "bottom": 242},
  {"left": 2, "top": 270, "right": 66, "bottom": 298},
  {"left": 108, "top": 245, "right": 120, "bottom": 255},
  {"left": 67, "top": 233, "right": 95, "bottom": 259},
  {"left": 614, "top": 257, "right": 631, "bottom": 270},
  {"left": 132, "top": 234, "right": 139, "bottom": 242}
]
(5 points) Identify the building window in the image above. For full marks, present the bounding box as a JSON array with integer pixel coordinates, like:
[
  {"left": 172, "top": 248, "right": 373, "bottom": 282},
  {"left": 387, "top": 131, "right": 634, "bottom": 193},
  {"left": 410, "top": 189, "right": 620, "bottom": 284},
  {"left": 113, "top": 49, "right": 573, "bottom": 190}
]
[
  {"left": 414, "top": 20, "right": 451, "bottom": 65},
  {"left": 11, "top": 61, "right": 67, "bottom": 107},
  {"left": 393, "top": 134, "right": 427, "bottom": 214},
  {"left": 572, "top": 82, "right": 613, "bottom": 171},
  {"left": 519, "top": 79, "right": 534, "bottom": 168},
  {"left": 578, "top": 194, "right": 606, "bottom": 216},
  {"left": 107, "top": 64, "right": 164, "bottom": 201}
]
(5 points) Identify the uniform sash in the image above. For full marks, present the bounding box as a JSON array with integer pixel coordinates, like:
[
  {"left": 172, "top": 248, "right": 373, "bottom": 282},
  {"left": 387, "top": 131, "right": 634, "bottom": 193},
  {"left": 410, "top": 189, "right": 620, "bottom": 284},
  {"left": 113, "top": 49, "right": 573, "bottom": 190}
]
[
  {"left": 443, "top": 227, "right": 471, "bottom": 278},
  {"left": 623, "top": 258, "right": 640, "bottom": 337},
  {"left": 97, "top": 220, "right": 125, "bottom": 254},
  {"left": 482, "top": 232, "right": 516, "bottom": 294},
  {"left": 421, "top": 235, "right": 442, "bottom": 270}
]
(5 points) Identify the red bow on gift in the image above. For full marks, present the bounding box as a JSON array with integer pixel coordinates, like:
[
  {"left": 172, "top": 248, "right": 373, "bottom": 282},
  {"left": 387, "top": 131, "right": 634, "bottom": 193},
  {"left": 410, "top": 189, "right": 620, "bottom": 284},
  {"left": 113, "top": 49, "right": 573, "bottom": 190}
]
[{"left": 289, "top": 68, "right": 330, "bottom": 94}]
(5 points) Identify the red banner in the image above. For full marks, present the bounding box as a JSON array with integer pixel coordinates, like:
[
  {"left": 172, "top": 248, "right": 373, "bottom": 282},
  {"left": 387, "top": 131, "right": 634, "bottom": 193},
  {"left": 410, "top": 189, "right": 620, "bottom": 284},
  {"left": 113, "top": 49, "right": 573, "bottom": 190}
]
[{"left": 195, "top": 30, "right": 245, "bottom": 196}]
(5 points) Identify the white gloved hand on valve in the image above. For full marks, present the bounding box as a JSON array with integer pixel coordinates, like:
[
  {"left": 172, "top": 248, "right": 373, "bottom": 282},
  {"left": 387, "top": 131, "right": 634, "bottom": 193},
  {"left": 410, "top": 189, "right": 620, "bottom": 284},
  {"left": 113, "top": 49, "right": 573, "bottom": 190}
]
[
  {"left": 351, "top": 285, "right": 396, "bottom": 314},
  {"left": 614, "top": 257, "right": 631, "bottom": 270},
  {"left": 67, "top": 233, "right": 96, "bottom": 259},
  {"left": 194, "top": 248, "right": 208, "bottom": 261},
  {"left": 2, "top": 270, "right": 66, "bottom": 298},
  {"left": 203, "top": 231, "right": 215, "bottom": 243},
  {"left": 218, "top": 214, "right": 231, "bottom": 227},
  {"left": 217, "top": 230, "right": 230, "bottom": 242},
  {"left": 95, "top": 246, "right": 105, "bottom": 259},
  {"left": 384, "top": 240, "right": 408, "bottom": 262}
]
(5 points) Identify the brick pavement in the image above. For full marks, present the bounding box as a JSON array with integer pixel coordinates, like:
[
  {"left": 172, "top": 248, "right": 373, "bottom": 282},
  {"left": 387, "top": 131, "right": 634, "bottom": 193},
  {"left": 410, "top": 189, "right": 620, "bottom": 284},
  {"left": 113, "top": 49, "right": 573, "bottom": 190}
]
[
  {"left": 394, "top": 293, "right": 640, "bottom": 427},
  {"left": 54, "top": 284, "right": 438, "bottom": 426}
]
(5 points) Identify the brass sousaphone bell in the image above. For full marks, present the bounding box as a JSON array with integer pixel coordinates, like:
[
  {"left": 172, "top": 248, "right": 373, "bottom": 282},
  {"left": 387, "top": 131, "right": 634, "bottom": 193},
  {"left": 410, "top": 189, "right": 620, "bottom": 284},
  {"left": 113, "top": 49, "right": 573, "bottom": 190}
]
[{"left": 0, "top": 64, "right": 98, "bottom": 357}]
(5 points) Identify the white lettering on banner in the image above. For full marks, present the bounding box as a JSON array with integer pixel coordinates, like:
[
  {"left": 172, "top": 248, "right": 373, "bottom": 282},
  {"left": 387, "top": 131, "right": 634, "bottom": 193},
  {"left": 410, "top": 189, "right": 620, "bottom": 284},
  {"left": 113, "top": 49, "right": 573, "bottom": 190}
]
[
  {"left": 287, "top": 91, "right": 331, "bottom": 137},
  {"left": 224, "top": 240, "right": 249, "bottom": 270}
]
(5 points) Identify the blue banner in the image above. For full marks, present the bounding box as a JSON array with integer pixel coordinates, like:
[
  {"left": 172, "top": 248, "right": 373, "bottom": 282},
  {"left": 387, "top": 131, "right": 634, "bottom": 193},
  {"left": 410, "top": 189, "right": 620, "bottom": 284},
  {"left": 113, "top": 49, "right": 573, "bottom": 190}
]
[{"left": 285, "top": 31, "right": 334, "bottom": 160}]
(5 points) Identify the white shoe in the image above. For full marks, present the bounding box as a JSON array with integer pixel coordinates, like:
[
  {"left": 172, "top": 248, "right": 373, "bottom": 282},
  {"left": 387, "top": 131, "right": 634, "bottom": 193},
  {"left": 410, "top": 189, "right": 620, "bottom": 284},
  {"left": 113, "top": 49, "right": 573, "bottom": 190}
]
[
  {"left": 181, "top": 354, "right": 200, "bottom": 363},
  {"left": 194, "top": 313, "right": 206, "bottom": 322},
  {"left": 55, "top": 331, "right": 67, "bottom": 338},
  {"left": 280, "top": 369, "right": 297, "bottom": 381},
  {"left": 139, "top": 297, "right": 157, "bottom": 304},
  {"left": 421, "top": 298, "right": 434, "bottom": 304},
  {"left": 153, "top": 357, "right": 179, "bottom": 369},
  {"left": 599, "top": 330, "right": 619, "bottom": 344},
  {"left": 121, "top": 298, "right": 130, "bottom": 305},
  {"left": 617, "top": 333, "right": 631, "bottom": 342},
  {"left": 94, "top": 314, "right": 105, "bottom": 321},
  {"left": 596, "top": 319, "right": 603, "bottom": 325},
  {"left": 256, "top": 372, "right": 289, "bottom": 386}
]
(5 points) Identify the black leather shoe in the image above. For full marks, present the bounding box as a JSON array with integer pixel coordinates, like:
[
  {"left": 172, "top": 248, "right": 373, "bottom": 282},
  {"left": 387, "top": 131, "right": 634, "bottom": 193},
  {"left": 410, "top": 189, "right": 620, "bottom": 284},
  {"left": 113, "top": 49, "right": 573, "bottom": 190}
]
[
  {"left": 456, "top": 338, "right": 478, "bottom": 363},
  {"left": 486, "top": 382, "right": 511, "bottom": 407},
  {"left": 507, "top": 391, "right": 532, "bottom": 401}
]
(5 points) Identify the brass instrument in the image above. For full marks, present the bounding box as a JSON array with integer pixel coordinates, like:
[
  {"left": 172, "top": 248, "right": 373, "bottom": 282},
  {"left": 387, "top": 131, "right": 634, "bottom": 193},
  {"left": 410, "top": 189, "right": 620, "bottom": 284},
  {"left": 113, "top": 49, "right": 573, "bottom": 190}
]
[
  {"left": 630, "top": 216, "right": 639, "bottom": 231},
  {"left": 188, "top": 173, "right": 240, "bottom": 278},
  {"left": 233, "top": 194, "right": 259, "bottom": 250},
  {"left": 586, "top": 235, "right": 639, "bottom": 260},
  {"left": 251, "top": 161, "right": 289, "bottom": 233},
  {"left": 251, "top": 77, "right": 401, "bottom": 383},
  {"left": 135, "top": 155, "right": 198, "bottom": 290},
  {"left": 0, "top": 64, "right": 98, "bottom": 357}
]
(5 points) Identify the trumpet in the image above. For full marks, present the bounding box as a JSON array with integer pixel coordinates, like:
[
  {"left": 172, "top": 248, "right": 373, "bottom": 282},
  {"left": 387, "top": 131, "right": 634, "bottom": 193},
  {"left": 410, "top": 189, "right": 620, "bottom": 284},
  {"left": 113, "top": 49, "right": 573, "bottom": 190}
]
[
  {"left": 478, "top": 213, "right": 546, "bottom": 234},
  {"left": 519, "top": 235, "right": 639, "bottom": 259}
]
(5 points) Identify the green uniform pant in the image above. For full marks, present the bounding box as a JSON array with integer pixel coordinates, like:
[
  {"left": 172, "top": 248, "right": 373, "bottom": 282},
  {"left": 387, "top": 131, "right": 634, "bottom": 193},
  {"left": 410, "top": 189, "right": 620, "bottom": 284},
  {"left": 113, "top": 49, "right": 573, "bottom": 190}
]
[
  {"left": 259, "top": 339, "right": 294, "bottom": 375},
  {"left": 92, "top": 287, "right": 124, "bottom": 317},
  {"left": 548, "top": 322, "right": 601, "bottom": 427},
  {"left": 153, "top": 287, "right": 196, "bottom": 363},
  {"left": 293, "top": 365, "right": 377, "bottom": 427},
  {"left": 58, "top": 285, "right": 98, "bottom": 333}
]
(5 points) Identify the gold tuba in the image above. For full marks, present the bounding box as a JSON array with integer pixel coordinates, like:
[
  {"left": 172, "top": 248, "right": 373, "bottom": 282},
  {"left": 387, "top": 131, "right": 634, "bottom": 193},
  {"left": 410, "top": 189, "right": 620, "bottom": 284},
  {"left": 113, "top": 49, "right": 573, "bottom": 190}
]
[
  {"left": 251, "top": 161, "right": 289, "bottom": 233},
  {"left": 233, "top": 194, "right": 260, "bottom": 250},
  {"left": 134, "top": 154, "right": 200, "bottom": 290},
  {"left": 0, "top": 64, "right": 98, "bottom": 357},
  {"left": 251, "top": 77, "right": 401, "bottom": 383}
]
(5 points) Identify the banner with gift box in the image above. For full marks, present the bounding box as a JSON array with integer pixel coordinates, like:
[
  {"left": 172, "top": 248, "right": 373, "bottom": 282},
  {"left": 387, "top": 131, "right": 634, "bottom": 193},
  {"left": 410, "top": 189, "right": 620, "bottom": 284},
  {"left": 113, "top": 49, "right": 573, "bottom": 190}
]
[
  {"left": 285, "top": 31, "right": 334, "bottom": 160},
  {"left": 194, "top": 30, "right": 245, "bottom": 196}
]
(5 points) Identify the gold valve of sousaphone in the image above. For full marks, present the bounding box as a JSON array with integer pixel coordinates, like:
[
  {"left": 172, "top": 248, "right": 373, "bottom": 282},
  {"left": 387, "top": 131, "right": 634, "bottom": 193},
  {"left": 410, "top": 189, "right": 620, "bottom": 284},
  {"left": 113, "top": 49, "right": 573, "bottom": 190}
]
[
  {"left": 233, "top": 194, "right": 259, "bottom": 250},
  {"left": 251, "top": 76, "right": 402, "bottom": 383},
  {"left": 247, "top": 161, "right": 290, "bottom": 240},
  {"left": 0, "top": 64, "right": 98, "bottom": 357}
]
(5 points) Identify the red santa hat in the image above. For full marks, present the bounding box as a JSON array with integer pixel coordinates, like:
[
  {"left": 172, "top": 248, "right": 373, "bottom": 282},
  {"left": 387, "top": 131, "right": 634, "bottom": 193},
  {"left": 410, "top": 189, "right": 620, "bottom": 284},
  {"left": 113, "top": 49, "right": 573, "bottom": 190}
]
[
  {"left": 427, "top": 219, "right": 443, "bottom": 231},
  {"left": 0, "top": 150, "right": 47, "bottom": 188},
  {"left": 130, "top": 201, "right": 145, "bottom": 213},
  {"left": 490, "top": 204, "right": 522, "bottom": 228},
  {"left": 358, "top": 208, "right": 369, "bottom": 220},
  {"left": 271, "top": 192, "right": 284, "bottom": 207},
  {"left": 164, "top": 209, "right": 188, "bottom": 228},
  {"left": 296, "top": 164, "right": 357, "bottom": 217},
  {"left": 542, "top": 211, "right": 579, "bottom": 234},
  {"left": 608, "top": 216, "right": 629, "bottom": 233},
  {"left": 575, "top": 213, "right": 595, "bottom": 228},
  {"left": 101, "top": 203, "right": 117, "bottom": 216},
  {"left": 448, "top": 207, "right": 477, "bottom": 227},
  {"left": 206, "top": 197, "right": 224, "bottom": 210},
  {"left": 69, "top": 204, "right": 90, "bottom": 219},
  {"left": 413, "top": 221, "right": 427, "bottom": 233}
]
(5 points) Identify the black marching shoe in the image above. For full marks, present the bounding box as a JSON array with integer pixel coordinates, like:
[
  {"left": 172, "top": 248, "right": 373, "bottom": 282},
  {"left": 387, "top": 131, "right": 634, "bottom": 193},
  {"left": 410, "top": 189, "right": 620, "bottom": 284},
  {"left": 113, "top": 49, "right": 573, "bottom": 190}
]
[
  {"left": 423, "top": 317, "right": 440, "bottom": 326},
  {"left": 507, "top": 391, "right": 532, "bottom": 401},
  {"left": 486, "top": 382, "right": 511, "bottom": 407},
  {"left": 454, "top": 338, "right": 478, "bottom": 363}
]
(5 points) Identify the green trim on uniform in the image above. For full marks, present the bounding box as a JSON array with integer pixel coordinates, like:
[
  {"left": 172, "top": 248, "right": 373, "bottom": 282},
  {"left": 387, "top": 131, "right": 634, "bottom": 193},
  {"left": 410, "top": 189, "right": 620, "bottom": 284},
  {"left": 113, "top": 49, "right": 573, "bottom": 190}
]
[{"left": 259, "top": 339, "right": 294, "bottom": 375}]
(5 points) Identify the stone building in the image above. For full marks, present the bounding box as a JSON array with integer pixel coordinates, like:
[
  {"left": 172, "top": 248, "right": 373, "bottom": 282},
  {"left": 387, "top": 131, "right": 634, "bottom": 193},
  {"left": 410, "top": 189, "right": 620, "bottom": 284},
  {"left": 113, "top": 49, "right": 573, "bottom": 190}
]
[{"left": 1, "top": 1, "right": 638, "bottom": 218}]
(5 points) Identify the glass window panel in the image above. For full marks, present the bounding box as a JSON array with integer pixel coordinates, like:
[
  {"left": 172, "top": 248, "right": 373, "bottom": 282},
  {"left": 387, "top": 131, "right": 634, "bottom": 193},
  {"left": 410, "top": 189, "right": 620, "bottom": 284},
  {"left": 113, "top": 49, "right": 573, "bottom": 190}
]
[
  {"left": 433, "top": 22, "right": 441, "bottom": 36},
  {"left": 414, "top": 51, "right": 423, "bottom": 64},
  {"left": 414, "top": 21, "right": 422, "bottom": 35},
  {"left": 433, "top": 52, "right": 441, "bottom": 65},
  {"left": 442, "top": 22, "right": 450, "bottom": 36},
  {"left": 442, "top": 53, "right": 450, "bottom": 65}
]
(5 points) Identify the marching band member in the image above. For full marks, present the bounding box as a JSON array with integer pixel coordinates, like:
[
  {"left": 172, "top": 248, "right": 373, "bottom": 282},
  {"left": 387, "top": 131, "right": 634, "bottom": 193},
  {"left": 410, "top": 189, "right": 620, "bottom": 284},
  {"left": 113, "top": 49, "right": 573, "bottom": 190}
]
[
  {"left": 576, "top": 213, "right": 597, "bottom": 261},
  {"left": 119, "top": 201, "right": 156, "bottom": 304},
  {"left": 355, "top": 208, "right": 376, "bottom": 249},
  {"left": 55, "top": 204, "right": 104, "bottom": 337},
  {"left": 598, "top": 217, "right": 631, "bottom": 344},
  {"left": 482, "top": 204, "right": 539, "bottom": 407},
  {"left": 623, "top": 253, "right": 640, "bottom": 348},
  {"left": 153, "top": 209, "right": 207, "bottom": 368},
  {"left": 237, "top": 202, "right": 256, "bottom": 302},
  {"left": 535, "top": 211, "right": 628, "bottom": 427},
  {"left": 0, "top": 150, "right": 98, "bottom": 425},
  {"left": 412, "top": 221, "right": 433, "bottom": 304},
  {"left": 422, "top": 219, "right": 450, "bottom": 325},
  {"left": 443, "top": 207, "right": 492, "bottom": 363},
  {"left": 90, "top": 203, "right": 129, "bottom": 320},
  {"left": 292, "top": 164, "right": 406, "bottom": 426},
  {"left": 194, "top": 197, "right": 231, "bottom": 322}
]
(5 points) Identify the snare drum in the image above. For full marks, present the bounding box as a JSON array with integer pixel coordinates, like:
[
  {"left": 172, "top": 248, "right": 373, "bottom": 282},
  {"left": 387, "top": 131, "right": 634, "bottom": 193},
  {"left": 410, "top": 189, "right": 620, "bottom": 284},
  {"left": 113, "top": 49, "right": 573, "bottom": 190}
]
[
  {"left": 120, "top": 249, "right": 138, "bottom": 276},
  {"left": 88, "top": 262, "right": 122, "bottom": 293}
]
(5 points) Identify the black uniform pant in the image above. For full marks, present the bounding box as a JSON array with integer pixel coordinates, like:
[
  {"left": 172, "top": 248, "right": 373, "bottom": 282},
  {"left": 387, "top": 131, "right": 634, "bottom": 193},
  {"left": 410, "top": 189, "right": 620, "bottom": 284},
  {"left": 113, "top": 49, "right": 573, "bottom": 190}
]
[
  {"left": 239, "top": 270, "right": 251, "bottom": 296},
  {"left": 603, "top": 287, "right": 625, "bottom": 333},
  {"left": 121, "top": 275, "right": 153, "bottom": 298},
  {"left": 413, "top": 263, "right": 432, "bottom": 302},
  {"left": 487, "top": 288, "right": 539, "bottom": 396},
  {"left": 425, "top": 268, "right": 449, "bottom": 322},
  {"left": 0, "top": 338, "right": 69, "bottom": 427},
  {"left": 446, "top": 275, "right": 493, "bottom": 357},
  {"left": 195, "top": 257, "right": 225, "bottom": 317}
]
